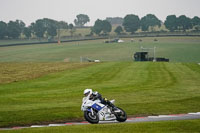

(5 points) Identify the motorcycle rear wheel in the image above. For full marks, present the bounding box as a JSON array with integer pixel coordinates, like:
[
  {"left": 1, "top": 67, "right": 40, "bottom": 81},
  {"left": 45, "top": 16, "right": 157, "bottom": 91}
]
[{"left": 84, "top": 111, "right": 99, "bottom": 124}]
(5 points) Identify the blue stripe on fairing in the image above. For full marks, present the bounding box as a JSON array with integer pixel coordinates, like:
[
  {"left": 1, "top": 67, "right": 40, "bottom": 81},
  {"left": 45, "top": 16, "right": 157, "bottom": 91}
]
[{"left": 91, "top": 103, "right": 104, "bottom": 111}]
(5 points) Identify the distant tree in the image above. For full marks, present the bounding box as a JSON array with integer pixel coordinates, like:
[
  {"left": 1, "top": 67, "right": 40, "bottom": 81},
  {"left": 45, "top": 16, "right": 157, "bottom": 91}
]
[
  {"left": 30, "top": 22, "right": 35, "bottom": 33},
  {"left": 32, "top": 19, "right": 68, "bottom": 40},
  {"left": 32, "top": 18, "right": 59, "bottom": 38},
  {"left": 47, "top": 24, "right": 57, "bottom": 37},
  {"left": 140, "top": 17, "right": 149, "bottom": 31},
  {"left": 191, "top": 16, "right": 200, "bottom": 31},
  {"left": 92, "top": 19, "right": 103, "bottom": 35},
  {"left": 140, "top": 14, "right": 161, "bottom": 32},
  {"left": 164, "top": 15, "right": 178, "bottom": 32},
  {"left": 33, "top": 19, "right": 46, "bottom": 38},
  {"left": 7, "top": 20, "right": 23, "bottom": 38},
  {"left": 123, "top": 14, "right": 140, "bottom": 34},
  {"left": 74, "top": 14, "right": 90, "bottom": 27},
  {"left": 43, "top": 18, "right": 58, "bottom": 37},
  {"left": 192, "top": 16, "right": 200, "bottom": 26},
  {"left": 69, "top": 23, "right": 75, "bottom": 36},
  {"left": 0, "top": 21, "right": 7, "bottom": 39},
  {"left": 23, "top": 26, "right": 32, "bottom": 39},
  {"left": 114, "top": 26, "right": 123, "bottom": 35},
  {"left": 102, "top": 20, "right": 112, "bottom": 34},
  {"left": 57, "top": 21, "right": 68, "bottom": 29},
  {"left": 177, "top": 15, "right": 192, "bottom": 31},
  {"left": 16, "top": 20, "right": 25, "bottom": 32},
  {"left": 91, "top": 19, "right": 112, "bottom": 36},
  {"left": 69, "top": 23, "right": 74, "bottom": 30}
]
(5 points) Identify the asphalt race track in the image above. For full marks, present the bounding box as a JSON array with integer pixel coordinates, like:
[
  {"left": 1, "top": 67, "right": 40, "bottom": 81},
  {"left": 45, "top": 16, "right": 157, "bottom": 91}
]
[{"left": 0, "top": 112, "right": 200, "bottom": 130}]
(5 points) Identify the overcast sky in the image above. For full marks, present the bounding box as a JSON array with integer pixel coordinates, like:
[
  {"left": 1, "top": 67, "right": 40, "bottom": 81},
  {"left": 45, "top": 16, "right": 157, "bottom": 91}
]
[{"left": 0, "top": 0, "right": 200, "bottom": 26}]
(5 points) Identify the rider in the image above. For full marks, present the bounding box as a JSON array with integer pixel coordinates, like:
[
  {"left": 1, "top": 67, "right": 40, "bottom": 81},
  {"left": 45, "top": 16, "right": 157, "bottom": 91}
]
[{"left": 83, "top": 88, "right": 118, "bottom": 111}]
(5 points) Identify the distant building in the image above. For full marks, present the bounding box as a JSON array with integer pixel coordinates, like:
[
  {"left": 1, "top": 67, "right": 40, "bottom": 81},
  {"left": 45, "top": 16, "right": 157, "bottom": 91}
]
[
  {"left": 106, "top": 17, "right": 123, "bottom": 26},
  {"left": 133, "top": 52, "right": 169, "bottom": 62}
]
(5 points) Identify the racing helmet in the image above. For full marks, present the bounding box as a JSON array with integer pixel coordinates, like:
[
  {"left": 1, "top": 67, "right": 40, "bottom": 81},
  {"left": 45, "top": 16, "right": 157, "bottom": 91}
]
[{"left": 83, "top": 89, "right": 92, "bottom": 97}]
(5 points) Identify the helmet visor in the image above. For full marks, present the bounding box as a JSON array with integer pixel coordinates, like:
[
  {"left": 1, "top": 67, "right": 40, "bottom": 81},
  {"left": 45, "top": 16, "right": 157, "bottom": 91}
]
[{"left": 84, "top": 92, "right": 90, "bottom": 97}]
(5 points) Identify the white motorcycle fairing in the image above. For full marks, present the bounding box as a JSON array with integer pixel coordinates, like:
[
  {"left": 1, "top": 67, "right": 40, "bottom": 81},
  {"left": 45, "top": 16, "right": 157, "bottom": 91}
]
[{"left": 81, "top": 96, "right": 116, "bottom": 121}]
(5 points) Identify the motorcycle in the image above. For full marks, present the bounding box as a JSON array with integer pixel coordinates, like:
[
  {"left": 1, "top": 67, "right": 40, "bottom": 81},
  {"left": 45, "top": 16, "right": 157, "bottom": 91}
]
[{"left": 81, "top": 95, "right": 127, "bottom": 124}]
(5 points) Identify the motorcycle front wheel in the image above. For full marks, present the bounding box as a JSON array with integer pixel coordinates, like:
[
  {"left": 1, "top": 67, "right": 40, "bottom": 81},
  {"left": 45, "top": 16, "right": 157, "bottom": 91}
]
[
  {"left": 84, "top": 111, "right": 99, "bottom": 124},
  {"left": 114, "top": 107, "right": 127, "bottom": 122}
]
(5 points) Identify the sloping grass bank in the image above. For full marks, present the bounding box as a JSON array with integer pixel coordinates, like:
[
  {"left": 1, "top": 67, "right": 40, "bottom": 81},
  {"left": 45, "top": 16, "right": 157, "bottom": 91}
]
[
  {"left": 0, "top": 62, "right": 200, "bottom": 127},
  {"left": 0, "top": 62, "right": 92, "bottom": 84}
]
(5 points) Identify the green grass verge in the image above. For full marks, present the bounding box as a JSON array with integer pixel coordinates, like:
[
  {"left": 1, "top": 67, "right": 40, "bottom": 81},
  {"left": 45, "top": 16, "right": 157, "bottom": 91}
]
[
  {"left": 0, "top": 37, "right": 200, "bottom": 62},
  {"left": 1, "top": 119, "right": 200, "bottom": 133},
  {"left": 0, "top": 62, "right": 200, "bottom": 127}
]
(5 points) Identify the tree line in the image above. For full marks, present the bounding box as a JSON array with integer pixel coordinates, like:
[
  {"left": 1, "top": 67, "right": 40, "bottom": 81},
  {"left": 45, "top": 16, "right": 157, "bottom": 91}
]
[
  {"left": 104, "top": 14, "right": 200, "bottom": 35},
  {"left": 0, "top": 14, "right": 89, "bottom": 39},
  {"left": 0, "top": 14, "right": 200, "bottom": 39},
  {"left": 0, "top": 18, "right": 69, "bottom": 39}
]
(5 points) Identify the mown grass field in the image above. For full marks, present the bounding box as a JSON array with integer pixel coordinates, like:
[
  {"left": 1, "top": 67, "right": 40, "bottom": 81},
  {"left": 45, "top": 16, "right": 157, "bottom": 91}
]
[
  {"left": 0, "top": 62, "right": 92, "bottom": 84},
  {"left": 0, "top": 36, "right": 200, "bottom": 132},
  {"left": 0, "top": 37, "right": 200, "bottom": 62},
  {"left": 0, "top": 62, "right": 200, "bottom": 128}
]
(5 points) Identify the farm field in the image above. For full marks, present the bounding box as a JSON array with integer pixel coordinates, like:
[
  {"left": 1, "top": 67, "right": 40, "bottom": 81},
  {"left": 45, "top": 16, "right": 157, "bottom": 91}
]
[{"left": 0, "top": 37, "right": 200, "bottom": 62}]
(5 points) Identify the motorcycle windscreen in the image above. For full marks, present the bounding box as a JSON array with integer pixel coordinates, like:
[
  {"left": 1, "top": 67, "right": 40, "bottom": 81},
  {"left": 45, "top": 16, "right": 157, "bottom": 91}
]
[{"left": 91, "top": 103, "right": 105, "bottom": 111}]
